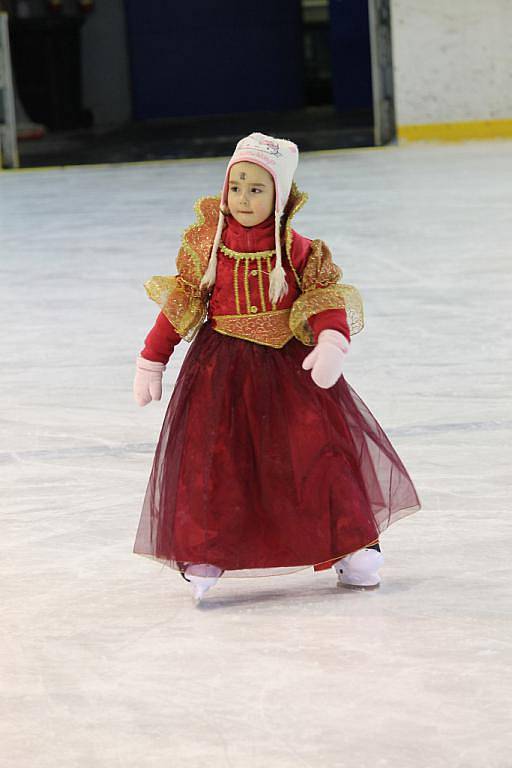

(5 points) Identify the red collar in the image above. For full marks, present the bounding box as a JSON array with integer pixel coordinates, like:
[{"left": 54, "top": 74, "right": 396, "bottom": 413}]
[{"left": 222, "top": 213, "right": 278, "bottom": 253}]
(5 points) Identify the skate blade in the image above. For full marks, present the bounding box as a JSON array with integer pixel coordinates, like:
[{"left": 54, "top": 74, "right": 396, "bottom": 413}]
[{"left": 337, "top": 581, "right": 380, "bottom": 591}]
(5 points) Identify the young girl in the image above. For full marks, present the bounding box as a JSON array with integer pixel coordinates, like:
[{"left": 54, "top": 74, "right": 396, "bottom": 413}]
[{"left": 133, "top": 133, "right": 420, "bottom": 603}]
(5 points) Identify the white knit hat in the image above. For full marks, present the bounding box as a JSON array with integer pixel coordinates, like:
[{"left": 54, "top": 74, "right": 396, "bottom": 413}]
[{"left": 200, "top": 132, "right": 299, "bottom": 305}]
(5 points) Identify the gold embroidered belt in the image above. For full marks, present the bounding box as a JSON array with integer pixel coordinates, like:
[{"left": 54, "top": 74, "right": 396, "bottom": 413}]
[{"left": 212, "top": 309, "right": 293, "bottom": 348}]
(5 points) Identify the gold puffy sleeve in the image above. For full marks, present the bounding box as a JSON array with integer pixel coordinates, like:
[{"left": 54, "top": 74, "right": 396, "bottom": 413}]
[
  {"left": 143, "top": 196, "right": 219, "bottom": 341},
  {"left": 289, "top": 239, "right": 364, "bottom": 346},
  {"left": 143, "top": 274, "right": 208, "bottom": 342}
]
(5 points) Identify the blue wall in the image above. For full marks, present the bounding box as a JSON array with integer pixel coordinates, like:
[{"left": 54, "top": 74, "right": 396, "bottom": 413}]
[
  {"left": 124, "top": 0, "right": 304, "bottom": 119},
  {"left": 329, "top": 0, "right": 373, "bottom": 113}
]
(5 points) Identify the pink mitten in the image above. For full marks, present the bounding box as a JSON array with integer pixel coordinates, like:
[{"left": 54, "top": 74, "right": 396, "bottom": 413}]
[
  {"left": 302, "top": 329, "right": 349, "bottom": 389},
  {"left": 133, "top": 355, "right": 166, "bottom": 406}
]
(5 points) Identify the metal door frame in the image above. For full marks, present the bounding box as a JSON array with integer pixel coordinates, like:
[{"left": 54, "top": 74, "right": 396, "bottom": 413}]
[
  {"left": 368, "top": 0, "right": 396, "bottom": 145},
  {"left": 0, "top": 11, "right": 19, "bottom": 169}
]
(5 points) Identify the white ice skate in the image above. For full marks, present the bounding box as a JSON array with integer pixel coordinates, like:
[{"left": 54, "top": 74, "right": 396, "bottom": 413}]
[
  {"left": 184, "top": 564, "right": 223, "bottom": 604},
  {"left": 333, "top": 548, "right": 384, "bottom": 590}
]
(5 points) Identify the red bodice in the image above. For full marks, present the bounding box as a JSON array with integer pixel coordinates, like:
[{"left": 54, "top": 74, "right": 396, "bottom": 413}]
[{"left": 141, "top": 214, "right": 350, "bottom": 363}]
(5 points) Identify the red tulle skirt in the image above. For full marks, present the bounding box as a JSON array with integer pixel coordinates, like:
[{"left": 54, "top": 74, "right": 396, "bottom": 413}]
[{"left": 133, "top": 322, "right": 420, "bottom": 577}]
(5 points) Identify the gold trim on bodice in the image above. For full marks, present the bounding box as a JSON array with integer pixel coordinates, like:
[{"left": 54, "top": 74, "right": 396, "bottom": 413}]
[
  {"left": 212, "top": 309, "right": 293, "bottom": 349},
  {"left": 222, "top": 243, "right": 278, "bottom": 315},
  {"left": 219, "top": 243, "right": 276, "bottom": 260}
]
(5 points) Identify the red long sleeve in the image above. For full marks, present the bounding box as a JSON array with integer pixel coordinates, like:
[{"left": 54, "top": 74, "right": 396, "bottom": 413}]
[
  {"left": 140, "top": 312, "right": 182, "bottom": 364},
  {"left": 308, "top": 308, "right": 350, "bottom": 344}
]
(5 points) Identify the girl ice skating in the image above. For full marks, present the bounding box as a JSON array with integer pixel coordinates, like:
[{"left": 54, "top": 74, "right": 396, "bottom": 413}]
[{"left": 133, "top": 132, "right": 420, "bottom": 603}]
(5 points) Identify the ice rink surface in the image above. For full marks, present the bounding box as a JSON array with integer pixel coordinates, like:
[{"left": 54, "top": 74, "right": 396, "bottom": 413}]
[{"left": 1, "top": 141, "right": 511, "bottom": 767}]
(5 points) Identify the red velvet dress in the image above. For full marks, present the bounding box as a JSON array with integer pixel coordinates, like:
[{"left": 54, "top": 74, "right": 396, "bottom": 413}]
[{"left": 133, "top": 207, "right": 420, "bottom": 578}]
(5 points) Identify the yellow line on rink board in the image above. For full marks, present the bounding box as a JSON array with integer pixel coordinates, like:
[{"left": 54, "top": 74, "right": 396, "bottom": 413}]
[{"left": 398, "top": 119, "right": 512, "bottom": 143}]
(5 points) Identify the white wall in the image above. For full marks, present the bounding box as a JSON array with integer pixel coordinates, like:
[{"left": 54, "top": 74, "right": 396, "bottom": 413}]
[
  {"left": 391, "top": 0, "right": 512, "bottom": 126},
  {"left": 81, "top": 0, "right": 131, "bottom": 126}
]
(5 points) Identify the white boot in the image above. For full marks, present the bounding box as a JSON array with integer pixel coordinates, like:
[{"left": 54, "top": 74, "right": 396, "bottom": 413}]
[
  {"left": 184, "top": 563, "right": 223, "bottom": 604},
  {"left": 333, "top": 548, "right": 384, "bottom": 590}
]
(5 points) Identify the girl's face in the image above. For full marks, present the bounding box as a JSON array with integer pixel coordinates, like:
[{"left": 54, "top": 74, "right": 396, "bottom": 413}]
[{"left": 227, "top": 162, "right": 275, "bottom": 227}]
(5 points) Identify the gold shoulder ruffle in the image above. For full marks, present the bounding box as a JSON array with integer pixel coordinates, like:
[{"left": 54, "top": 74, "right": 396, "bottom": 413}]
[
  {"left": 284, "top": 181, "right": 308, "bottom": 289},
  {"left": 289, "top": 239, "right": 364, "bottom": 345},
  {"left": 177, "top": 195, "right": 220, "bottom": 282},
  {"left": 143, "top": 195, "right": 220, "bottom": 340}
]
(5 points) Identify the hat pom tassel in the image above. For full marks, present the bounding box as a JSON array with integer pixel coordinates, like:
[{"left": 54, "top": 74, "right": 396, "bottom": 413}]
[
  {"left": 200, "top": 251, "right": 218, "bottom": 290},
  {"left": 269, "top": 261, "right": 288, "bottom": 305},
  {"left": 268, "top": 212, "right": 289, "bottom": 305}
]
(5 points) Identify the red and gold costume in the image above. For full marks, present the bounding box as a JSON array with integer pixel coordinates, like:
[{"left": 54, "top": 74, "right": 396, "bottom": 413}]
[{"left": 133, "top": 186, "right": 420, "bottom": 577}]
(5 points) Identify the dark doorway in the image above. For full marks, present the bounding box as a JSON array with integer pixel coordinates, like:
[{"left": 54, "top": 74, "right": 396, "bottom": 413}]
[
  {"left": 302, "top": 0, "right": 334, "bottom": 107},
  {"left": 300, "top": 0, "right": 377, "bottom": 132},
  {"left": 14, "top": 0, "right": 395, "bottom": 167}
]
